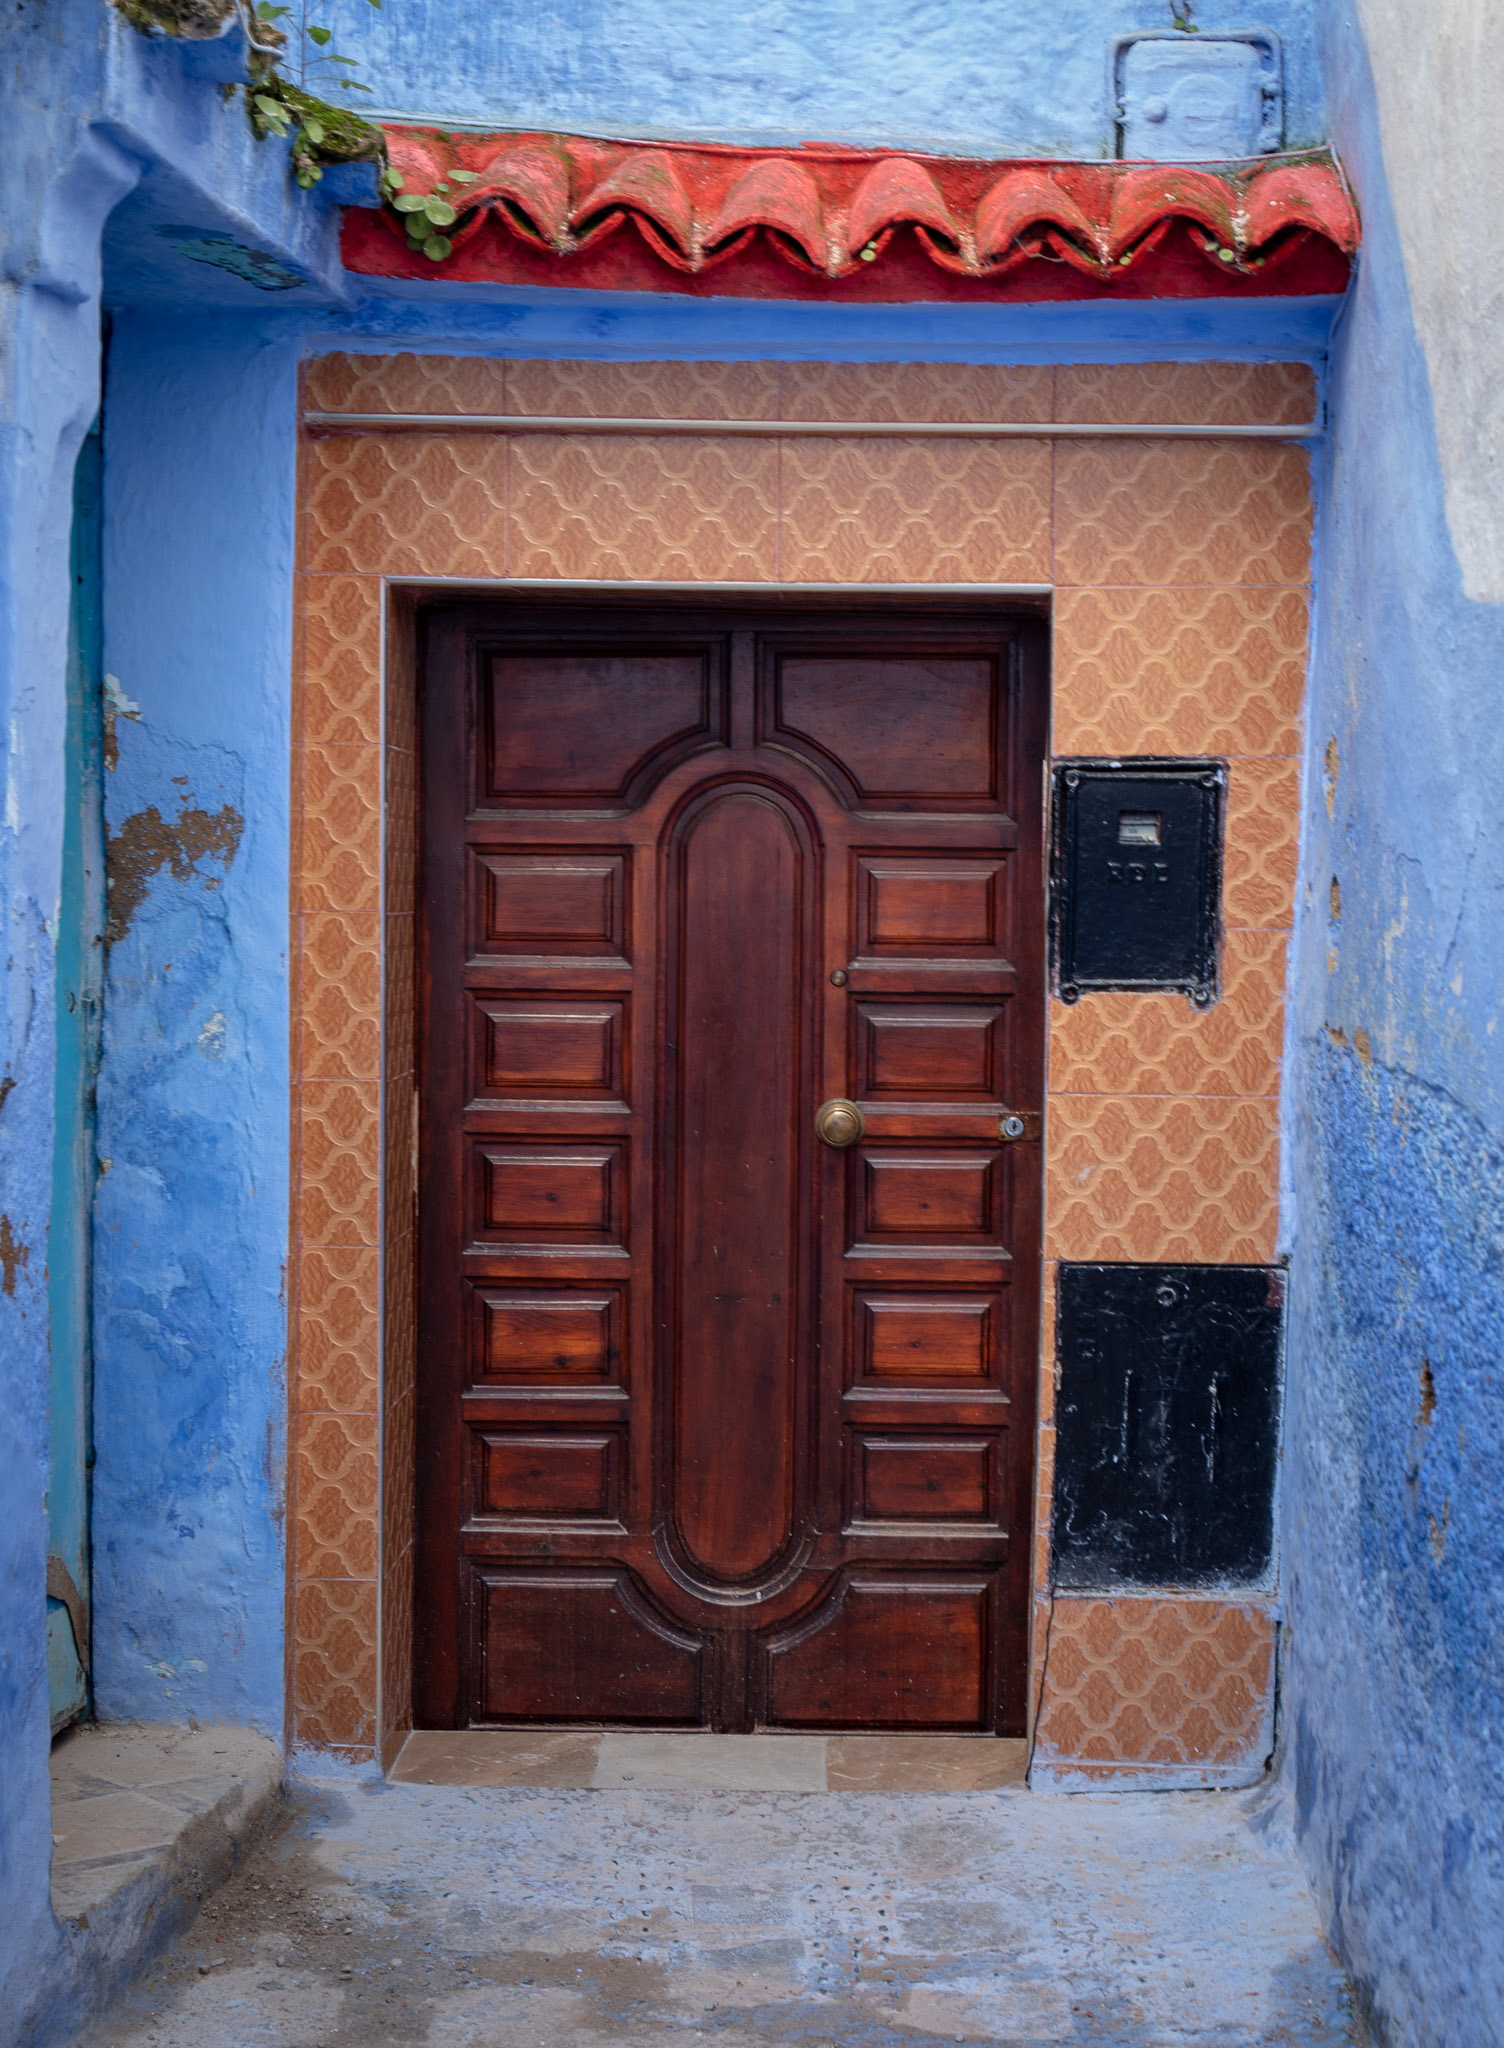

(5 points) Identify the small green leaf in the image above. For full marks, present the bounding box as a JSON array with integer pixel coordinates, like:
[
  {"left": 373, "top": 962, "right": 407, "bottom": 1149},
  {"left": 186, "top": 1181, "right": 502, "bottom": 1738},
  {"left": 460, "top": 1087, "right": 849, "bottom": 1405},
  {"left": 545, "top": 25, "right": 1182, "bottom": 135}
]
[
  {"left": 422, "top": 235, "right": 453, "bottom": 260},
  {"left": 256, "top": 3, "right": 292, "bottom": 17},
  {"left": 449, "top": 168, "right": 478, "bottom": 183},
  {"left": 338, "top": 78, "right": 372, "bottom": 91},
  {"left": 254, "top": 93, "right": 283, "bottom": 116},
  {"left": 301, "top": 117, "right": 325, "bottom": 144},
  {"left": 382, "top": 168, "right": 404, "bottom": 190},
  {"left": 325, "top": 52, "right": 358, "bottom": 63},
  {"left": 393, "top": 192, "right": 428, "bottom": 212},
  {"left": 424, "top": 200, "right": 457, "bottom": 226},
  {"left": 307, "top": 23, "right": 331, "bottom": 43}
]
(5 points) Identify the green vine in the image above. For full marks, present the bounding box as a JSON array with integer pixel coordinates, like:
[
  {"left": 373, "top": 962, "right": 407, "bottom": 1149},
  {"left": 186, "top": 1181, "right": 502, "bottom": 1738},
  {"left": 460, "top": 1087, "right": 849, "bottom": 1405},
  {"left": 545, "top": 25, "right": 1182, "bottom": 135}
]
[
  {"left": 242, "top": 0, "right": 385, "bottom": 189},
  {"left": 112, "top": 0, "right": 473, "bottom": 257},
  {"left": 383, "top": 158, "right": 480, "bottom": 261}
]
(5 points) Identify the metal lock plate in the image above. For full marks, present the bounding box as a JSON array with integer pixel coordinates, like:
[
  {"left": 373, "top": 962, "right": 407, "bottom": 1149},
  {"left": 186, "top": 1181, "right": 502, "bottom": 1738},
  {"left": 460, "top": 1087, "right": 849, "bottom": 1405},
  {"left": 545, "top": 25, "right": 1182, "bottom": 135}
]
[{"left": 1051, "top": 761, "right": 1223, "bottom": 1005}]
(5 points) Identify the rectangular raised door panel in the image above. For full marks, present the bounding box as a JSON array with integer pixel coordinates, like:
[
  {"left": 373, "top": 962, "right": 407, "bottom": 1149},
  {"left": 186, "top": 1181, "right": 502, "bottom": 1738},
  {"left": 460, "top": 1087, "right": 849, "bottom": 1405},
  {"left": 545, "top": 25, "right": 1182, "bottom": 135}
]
[
  {"left": 855, "top": 1437, "right": 995, "bottom": 1522},
  {"left": 857, "top": 1005, "right": 1002, "bottom": 1099},
  {"left": 470, "top": 1288, "right": 623, "bottom": 1385},
  {"left": 474, "top": 1144, "right": 624, "bottom": 1245},
  {"left": 474, "top": 852, "right": 628, "bottom": 958},
  {"left": 474, "top": 999, "right": 625, "bottom": 1100},
  {"left": 856, "top": 1295, "right": 1000, "bottom": 1382},
  {"left": 858, "top": 859, "right": 1008, "bottom": 956},
  {"left": 472, "top": 1432, "right": 620, "bottom": 1522},
  {"left": 860, "top": 1152, "right": 1000, "bottom": 1241},
  {"left": 418, "top": 606, "right": 1046, "bottom": 1734}
]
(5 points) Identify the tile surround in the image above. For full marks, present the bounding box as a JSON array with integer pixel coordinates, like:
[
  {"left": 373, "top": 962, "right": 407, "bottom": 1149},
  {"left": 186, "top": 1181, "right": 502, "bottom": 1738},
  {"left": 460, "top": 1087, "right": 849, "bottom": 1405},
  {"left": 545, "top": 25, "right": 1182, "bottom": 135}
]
[{"left": 291, "top": 356, "right": 1307, "bottom": 1771}]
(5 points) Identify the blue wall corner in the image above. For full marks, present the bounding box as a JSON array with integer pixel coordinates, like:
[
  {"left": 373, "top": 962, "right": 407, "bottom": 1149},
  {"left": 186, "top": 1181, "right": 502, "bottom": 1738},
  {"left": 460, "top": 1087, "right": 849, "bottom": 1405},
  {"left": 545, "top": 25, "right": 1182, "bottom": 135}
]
[
  {"left": 89, "top": 312, "right": 299, "bottom": 1736},
  {"left": 1278, "top": 13, "right": 1504, "bottom": 2042}
]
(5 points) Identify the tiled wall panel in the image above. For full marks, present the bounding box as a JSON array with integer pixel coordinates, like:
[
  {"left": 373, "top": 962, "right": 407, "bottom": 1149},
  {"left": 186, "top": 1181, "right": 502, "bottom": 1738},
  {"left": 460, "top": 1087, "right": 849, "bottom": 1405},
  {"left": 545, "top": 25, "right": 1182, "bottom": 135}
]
[{"left": 290, "top": 357, "right": 1308, "bottom": 1772}]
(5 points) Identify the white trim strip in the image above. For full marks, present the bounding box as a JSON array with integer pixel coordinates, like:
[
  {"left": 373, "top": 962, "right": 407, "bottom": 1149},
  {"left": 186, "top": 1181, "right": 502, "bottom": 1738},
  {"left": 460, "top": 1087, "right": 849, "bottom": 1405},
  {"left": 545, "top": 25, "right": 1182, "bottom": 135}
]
[
  {"left": 305, "top": 410, "right": 1320, "bottom": 441},
  {"left": 381, "top": 576, "right": 1054, "bottom": 596}
]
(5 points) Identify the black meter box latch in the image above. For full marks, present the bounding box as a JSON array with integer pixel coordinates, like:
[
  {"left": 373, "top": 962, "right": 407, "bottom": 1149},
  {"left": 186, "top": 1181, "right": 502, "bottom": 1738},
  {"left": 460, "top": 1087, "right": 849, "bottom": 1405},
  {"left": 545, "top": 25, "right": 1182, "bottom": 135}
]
[{"left": 1051, "top": 760, "right": 1224, "bottom": 1005}]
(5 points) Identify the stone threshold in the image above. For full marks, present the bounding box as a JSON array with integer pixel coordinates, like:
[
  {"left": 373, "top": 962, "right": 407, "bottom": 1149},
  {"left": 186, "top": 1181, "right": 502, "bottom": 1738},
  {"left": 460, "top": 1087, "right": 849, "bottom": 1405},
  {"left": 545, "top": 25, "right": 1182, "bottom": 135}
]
[
  {"left": 43, "top": 1723, "right": 285, "bottom": 2040},
  {"left": 390, "top": 1728, "right": 1029, "bottom": 1792}
]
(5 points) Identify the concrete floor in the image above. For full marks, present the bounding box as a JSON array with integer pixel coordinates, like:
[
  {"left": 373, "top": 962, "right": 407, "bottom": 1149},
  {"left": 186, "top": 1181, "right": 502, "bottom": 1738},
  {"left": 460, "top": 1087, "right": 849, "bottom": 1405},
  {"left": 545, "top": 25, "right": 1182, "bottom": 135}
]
[{"left": 74, "top": 1742, "right": 1362, "bottom": 2048}]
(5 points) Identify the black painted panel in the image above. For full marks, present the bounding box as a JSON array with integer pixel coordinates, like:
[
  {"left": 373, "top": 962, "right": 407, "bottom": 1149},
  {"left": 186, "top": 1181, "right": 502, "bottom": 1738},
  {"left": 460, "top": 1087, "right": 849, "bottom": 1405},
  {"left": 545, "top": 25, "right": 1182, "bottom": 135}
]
[
  {"left": 1052, "top": 761, "right": 1223, "bottom": 1003},
  {"left": 1053, "top": 1263, "right": 1283, "bottom": 1589}
]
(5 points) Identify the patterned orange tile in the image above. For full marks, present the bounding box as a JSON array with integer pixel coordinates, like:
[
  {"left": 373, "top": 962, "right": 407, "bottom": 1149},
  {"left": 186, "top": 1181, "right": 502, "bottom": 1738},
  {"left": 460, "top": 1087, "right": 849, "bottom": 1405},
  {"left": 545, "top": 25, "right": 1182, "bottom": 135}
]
[
  {"left": 298, "top": 743, "right": 381, "bottom": 915},
  {"left": 779, "top": 361, "right": 1053, "bottom": 424},
  {"left": 294, "top": 1579, "right": 378, "bottom": 1680},
  {"left": 294, "top": 1411, "right": 379, "bottom": 1578},
  {"left": 1052, "top": 441, "right": 1312, "bottom": 587},
  {"left": 304, "top": 433, "right": 508, "bottom": 577},
  {"left": 1033, "top": 1596, "right": 1276, "bottom": 1779},
  {"left": 508, "top": 433, "right": 779, "bottom": 581},
  {"left": 1053, "top": 361, "right": 1316, "bottom": 427},
  {"left": 288, "top": 355, "right": 1314, "bottom": 1758},
  {"left": 507, "top": 358, "right": 781, "bottom": 421},
  {"left": 382, "top": 1079, "right": 416, "bottom": 1234},
  {"left": 293, "top": 1677, "right": 377, "bottom": 1751},
  {"left": 1048, "top": 932, "right": 1286, "bottom": 1097},
  {"left": 297, "top": 913, "right": 381, "bottom": 1080},
  {"left": 299, "top": 1079, "right": 381, "bottom": 1247},
  {"left": 1225, "top": 756, "right": 1300, "bottom": 929},
  {"left": 305, "top": 351, "right": 510, "bottom": 416},
  {"left": 780, "top": 436, "right": 1051, "bottom": 583},
  {"left": 1052, "top": 585, "right": 1308, "bottom": 756},
  {"left": 384, "top": 914, "right": 416, "bottom": 1080},
  {"left": 297, "top": 1245, "right": 380, "bottom": 1414},
  {"left": 300, "top": 577, "right": 382, "bottom": 743},
  {"left": 1045, "top": 1095, "right": 1279, "bottom": 1262},
  {"left": 384, "top": 593, "right": 418, "bottom": 756},
  {"left": 380, "top": 1536, "right": 415, "bottom": 1764},
  {"left": 383, "top": 1227, "right": 417, "bottom": 1413},
  {"left": 384, "top": 746, "right": 417, "bottom": 921}
]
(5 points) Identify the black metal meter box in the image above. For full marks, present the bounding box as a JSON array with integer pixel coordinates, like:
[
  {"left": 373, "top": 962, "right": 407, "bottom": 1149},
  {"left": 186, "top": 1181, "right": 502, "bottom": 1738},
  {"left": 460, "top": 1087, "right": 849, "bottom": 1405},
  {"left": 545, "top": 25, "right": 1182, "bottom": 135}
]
[
  {"left": 1052, "top": 1263, "right": 1284, "bottom": 1590},
  {"left": 1052, "top": 761, "right": 1224, "bottom": 1004}
]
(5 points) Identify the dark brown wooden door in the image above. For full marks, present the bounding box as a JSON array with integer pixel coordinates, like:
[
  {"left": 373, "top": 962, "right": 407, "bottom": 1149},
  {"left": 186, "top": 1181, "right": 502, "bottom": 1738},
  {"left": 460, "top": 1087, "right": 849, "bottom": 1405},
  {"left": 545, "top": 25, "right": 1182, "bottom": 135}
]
[{"left": 416, "top": 605, "right": 1046, "bottom": 1733}]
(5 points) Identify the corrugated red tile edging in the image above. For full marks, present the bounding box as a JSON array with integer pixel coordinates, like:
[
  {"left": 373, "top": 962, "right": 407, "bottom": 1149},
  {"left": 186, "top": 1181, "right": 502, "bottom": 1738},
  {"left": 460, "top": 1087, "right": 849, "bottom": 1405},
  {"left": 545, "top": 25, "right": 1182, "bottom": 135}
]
[{"left": 342, "top": 131, "right": 1359, "bottom": 303}]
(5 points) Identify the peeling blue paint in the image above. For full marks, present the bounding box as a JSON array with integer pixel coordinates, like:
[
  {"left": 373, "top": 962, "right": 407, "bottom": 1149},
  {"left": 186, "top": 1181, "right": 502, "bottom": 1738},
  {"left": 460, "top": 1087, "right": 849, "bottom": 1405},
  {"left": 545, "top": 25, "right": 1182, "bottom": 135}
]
[{"left": 89, "top": 312, "right": 296, "bottom": 1736}]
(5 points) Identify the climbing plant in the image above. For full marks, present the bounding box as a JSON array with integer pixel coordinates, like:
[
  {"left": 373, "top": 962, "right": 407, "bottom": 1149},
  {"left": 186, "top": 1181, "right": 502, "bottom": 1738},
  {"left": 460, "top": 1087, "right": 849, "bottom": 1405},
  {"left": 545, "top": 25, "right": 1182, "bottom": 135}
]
[
  {"left": 241, "top": 0, "right": 386, "bottom": 189},
  {"left": 112, "top": 0, "right": 472, "bottom": 257}
]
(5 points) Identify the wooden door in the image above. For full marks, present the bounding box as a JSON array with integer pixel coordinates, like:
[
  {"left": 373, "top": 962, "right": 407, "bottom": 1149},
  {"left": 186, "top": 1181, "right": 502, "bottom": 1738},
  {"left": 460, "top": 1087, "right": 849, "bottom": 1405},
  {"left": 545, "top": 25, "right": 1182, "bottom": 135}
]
[{"left": 416, "top": 605, "right": 1046, "bottom": 1733}]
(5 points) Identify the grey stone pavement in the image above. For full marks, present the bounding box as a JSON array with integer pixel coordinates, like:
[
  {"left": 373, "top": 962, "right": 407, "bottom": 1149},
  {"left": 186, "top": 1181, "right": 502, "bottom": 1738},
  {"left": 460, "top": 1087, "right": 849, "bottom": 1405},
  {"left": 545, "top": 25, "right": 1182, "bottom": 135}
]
[{"left": 70, "top": 1737, "right": 1363, "bottom": 2048}]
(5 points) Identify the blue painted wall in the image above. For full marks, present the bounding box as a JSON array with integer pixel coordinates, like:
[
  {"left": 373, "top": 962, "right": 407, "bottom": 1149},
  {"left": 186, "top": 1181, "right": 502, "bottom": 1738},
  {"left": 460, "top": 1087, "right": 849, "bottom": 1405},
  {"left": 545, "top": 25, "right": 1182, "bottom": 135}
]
[
  {"left": 1279, "top": 11, "right": 1504, "bottom": 2045},
  {"left": 305, "top": 0, "right": 1325, "bottom": 157},
  {"left": 89, "top": 311, "right": 297, "bottom": 1733},
  {"left": 0, "top": 0, "right": 136, "bottom": 2029}
]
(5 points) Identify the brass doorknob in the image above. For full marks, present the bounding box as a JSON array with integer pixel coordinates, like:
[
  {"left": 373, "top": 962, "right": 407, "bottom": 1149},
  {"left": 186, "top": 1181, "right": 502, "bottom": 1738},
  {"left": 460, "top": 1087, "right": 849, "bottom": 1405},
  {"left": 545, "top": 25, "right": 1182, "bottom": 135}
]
[{"left": 815, "top": 1098, "right": 865, "bottom": 1149}]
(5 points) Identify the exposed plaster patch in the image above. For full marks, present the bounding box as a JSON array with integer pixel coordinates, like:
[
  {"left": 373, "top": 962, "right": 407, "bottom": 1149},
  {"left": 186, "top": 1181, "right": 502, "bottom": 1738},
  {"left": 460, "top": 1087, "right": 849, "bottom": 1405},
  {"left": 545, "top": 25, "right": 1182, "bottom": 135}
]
[
  {"left": 105, "top": 801, "right": 244, "bottom": 944},
  {"left": 0, "top": 1215, "right": 30, "bottom": 1296},
  {"left": 1417, "top": 1358, "right": 1437, "bottom": 1432},
  {"left": 103, "top": 673, "right": 141, "bottom": 773},
  {"left": 197, "top": 1010, "right": 227, "bottom": 1059}
]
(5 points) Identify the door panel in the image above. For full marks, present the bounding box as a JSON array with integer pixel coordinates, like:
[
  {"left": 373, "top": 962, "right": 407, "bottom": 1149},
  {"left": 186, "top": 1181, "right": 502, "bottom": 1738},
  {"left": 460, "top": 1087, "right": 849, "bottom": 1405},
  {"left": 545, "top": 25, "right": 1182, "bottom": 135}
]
[{"left": 418, "top": 605, "right": 1046, "bottom": 1734}]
